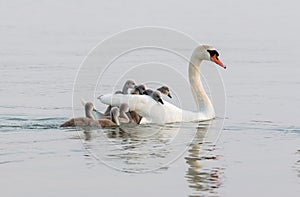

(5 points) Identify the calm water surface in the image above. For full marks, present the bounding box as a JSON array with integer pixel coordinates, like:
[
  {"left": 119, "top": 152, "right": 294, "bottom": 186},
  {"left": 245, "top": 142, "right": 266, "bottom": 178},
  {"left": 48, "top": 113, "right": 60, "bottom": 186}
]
[{"left": 0, "top": 0, "right": 299, "bottom": 196}]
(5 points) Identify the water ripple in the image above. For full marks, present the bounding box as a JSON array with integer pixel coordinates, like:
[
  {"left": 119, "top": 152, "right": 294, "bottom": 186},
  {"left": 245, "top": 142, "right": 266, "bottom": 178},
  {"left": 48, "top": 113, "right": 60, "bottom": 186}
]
[
  {"left": 0, "top": 116, "right": 66, "bottom": 131},
  {"left": 224, "top": 120, "right": 300, "bottom": 133}
]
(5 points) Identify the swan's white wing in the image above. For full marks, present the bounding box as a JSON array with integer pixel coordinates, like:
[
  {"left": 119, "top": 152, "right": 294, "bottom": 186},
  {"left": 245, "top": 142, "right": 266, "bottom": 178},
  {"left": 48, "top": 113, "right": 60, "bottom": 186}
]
[
  {"left": 99, "top": 94, "right": 193, "bottom": 123},
  {"left": 99, "top": 94, "right": 150, "bottom": 111}
]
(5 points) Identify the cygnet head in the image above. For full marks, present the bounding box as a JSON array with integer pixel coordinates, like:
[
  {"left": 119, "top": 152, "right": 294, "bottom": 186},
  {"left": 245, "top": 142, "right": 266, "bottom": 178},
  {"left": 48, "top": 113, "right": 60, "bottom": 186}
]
[
  {"left": 85, "top": 102, "right": 94, "bottom": 111},
  {"left": 152, "top": 90, "right": 164, "bottom": 105},
  {"left": 193, "top": 45, "right": 226, "bottom": 69},
  {"left": 125, "top": 80, "right": 136, "bottom": 89},
  {"left": 132, "top": 84, "right": 146, "bottom": 95},
  {"left": 157, "top": 86, "right": 172, "bottom": 98}
]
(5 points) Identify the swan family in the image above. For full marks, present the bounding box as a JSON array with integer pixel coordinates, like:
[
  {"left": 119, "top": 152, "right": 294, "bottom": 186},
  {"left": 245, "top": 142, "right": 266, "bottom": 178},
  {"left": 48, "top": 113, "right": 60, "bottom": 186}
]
[{"left": 61, "top": 45, "right": 225, "bottom": 128}]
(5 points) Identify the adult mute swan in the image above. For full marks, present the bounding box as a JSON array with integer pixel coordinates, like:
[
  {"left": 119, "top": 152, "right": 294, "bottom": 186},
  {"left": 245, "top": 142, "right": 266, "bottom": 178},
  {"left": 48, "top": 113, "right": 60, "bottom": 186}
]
[{"left": 99, "top": 45, "right": 226, "bottom": 124}]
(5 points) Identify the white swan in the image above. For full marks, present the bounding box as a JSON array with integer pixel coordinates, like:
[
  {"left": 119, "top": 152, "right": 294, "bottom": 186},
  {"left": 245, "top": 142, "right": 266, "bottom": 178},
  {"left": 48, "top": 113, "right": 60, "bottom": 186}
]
[{"left": 99, "top": 45, "right": 226, "bottom": 124}]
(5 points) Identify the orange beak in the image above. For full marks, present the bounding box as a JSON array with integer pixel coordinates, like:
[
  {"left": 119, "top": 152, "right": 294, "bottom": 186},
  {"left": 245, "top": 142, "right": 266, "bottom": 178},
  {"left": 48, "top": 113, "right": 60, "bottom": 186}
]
[{"left": 211, "top": 54, "right": 226, "bottom": 69}]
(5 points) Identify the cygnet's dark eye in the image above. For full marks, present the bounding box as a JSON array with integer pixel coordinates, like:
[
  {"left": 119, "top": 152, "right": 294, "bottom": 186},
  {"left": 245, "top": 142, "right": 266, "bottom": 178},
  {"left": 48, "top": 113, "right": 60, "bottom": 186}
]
[{"left": 207, "top": 49, "right": 219, "bottom": 57}]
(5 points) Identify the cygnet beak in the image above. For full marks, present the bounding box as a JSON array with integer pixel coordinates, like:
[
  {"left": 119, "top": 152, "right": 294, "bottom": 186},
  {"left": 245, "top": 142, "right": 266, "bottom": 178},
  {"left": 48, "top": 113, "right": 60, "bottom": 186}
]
[{"left": 158, "top": 98, "right": 164, "bottom": 105}]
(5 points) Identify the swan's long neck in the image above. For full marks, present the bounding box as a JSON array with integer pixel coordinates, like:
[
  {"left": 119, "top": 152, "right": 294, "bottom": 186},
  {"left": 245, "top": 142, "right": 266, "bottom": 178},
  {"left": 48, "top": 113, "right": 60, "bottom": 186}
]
[
  {"left": 122, "top": 85, "right": 129, "bottom": 94},
  {"left": 189, "top": 53, "right": 215, "bottom": 116},
  {"left": 85, "top": 109, "right": 95, "bottom": 119}
]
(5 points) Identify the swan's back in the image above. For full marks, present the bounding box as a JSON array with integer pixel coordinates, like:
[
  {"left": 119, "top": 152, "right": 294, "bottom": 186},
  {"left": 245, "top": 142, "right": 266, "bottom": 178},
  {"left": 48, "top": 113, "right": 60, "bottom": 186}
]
[
  {"left": 98, "top": 119, "right": 117, "bottom": 128},
  {"left": 99, "top": 94, "right": 213, "bottom": 123},
  {"left": 100, "top": 94, "right": 181, "bottom": 123}
]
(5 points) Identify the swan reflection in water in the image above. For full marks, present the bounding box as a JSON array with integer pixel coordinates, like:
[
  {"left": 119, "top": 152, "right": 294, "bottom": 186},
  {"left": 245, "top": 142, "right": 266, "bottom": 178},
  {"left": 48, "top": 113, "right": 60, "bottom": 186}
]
[
  {"left": 81, "top": 120, "right": 222, "bottom": 194},
  {"left": 185, "top": 121, "right": 223, "bottom": 196},
  {"left": 81, "top": 123, "right": 179, "bottom": 172}
]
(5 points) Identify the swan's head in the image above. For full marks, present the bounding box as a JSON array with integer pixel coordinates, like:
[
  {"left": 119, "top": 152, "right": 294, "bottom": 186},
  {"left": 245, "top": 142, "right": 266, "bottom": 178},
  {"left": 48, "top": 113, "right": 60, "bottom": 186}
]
[
  {"left": 125, "top": 80, "right": 136, "bottom": 89},
  {"left": 132, "top": 84, "right": 146, "bottom": 95},
  {"left": 85, "top": 102, "right": 96, "bottom": 112},
  {"left": 194, "top": 45, "right": 226, "bottom": 69},
  {"left": 157, "top": 86, "right": 172, "bottom": 98},
  {"left": 152, "top": 90, "right": 164, "bottom": 105}
]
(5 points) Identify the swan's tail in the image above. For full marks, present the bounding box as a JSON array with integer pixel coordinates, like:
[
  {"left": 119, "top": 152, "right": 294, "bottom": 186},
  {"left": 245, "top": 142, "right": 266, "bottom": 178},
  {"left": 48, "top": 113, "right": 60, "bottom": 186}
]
[{"left": 60, "top": 119, "right": 75, "bottom": 127}]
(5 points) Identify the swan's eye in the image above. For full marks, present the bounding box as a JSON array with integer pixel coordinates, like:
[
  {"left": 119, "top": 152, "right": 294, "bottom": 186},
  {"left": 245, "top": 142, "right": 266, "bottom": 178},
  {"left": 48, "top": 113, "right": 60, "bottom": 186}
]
[{"left": 207, "top": 50, "right": 219, "bottom": 58}]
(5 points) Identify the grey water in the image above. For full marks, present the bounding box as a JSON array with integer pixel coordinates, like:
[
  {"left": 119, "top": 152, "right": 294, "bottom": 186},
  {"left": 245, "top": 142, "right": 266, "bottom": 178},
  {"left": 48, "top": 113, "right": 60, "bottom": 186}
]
[{"left": 1, "top": 0, "right": 300, "bottom": 196}]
